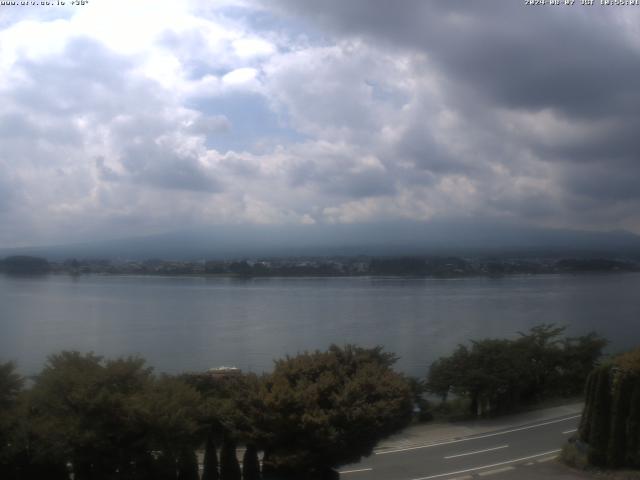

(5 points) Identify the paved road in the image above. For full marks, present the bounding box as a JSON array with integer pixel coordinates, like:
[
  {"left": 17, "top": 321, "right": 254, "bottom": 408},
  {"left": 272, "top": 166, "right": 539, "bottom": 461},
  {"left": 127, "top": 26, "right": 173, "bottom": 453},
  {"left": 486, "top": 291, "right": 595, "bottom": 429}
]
[{"left": 339, "top": 414, "right": 580, "bottom": 480}]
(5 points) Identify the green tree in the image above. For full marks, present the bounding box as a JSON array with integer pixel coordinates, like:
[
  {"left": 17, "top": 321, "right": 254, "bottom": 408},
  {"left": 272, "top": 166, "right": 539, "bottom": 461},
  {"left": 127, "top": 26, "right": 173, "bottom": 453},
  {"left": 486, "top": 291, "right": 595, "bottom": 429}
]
[
  {"left": 516, "top": 324, "right": 566, "bottom": 400},
  {"left": 24, "top": 351, "right": 205, "bottom": 479},
  {"left": 0, "top": 362, "right": 25, "bottom": 479},
  {"left": 258, "top": 345, "right": 413, "bottom": 477},
  {"left": 132, "top": 375, "right": 203, "bottom": 459},
  {"left": 27, "top": 352, "right": 156, "bottom": 479},
  {"left": 428, "top": 340, "right": 528, "bottom": 416},
  {"left": 426, "top": 356, "right": 458, "bottom": 403},
  {"left": 558, "top": 332, "right": 607, "bottom": 396},
  {"left": 183, "top": 370, "right": 266, "bottom": 480},
  {"left": 0, "top": 361, "right": 23, "bottom": 408},
  {"left": 427, "top": 325, "right": 607, "bottom": 417}
]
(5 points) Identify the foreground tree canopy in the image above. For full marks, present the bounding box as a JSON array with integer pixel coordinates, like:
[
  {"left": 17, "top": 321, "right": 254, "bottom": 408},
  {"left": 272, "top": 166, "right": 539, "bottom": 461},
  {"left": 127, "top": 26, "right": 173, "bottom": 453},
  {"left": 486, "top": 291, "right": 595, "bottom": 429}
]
[
  {"left": 0, "top": 345, "right": 413, "bottom": 479},
  {"left": 427, "top": 324, "right": 607, "bottom": 416},
  {"left": 0, "top": 333, "right": 609, "bottom": 478},
  {"left": 258, "top": 345, "right": 413, "bottom": 476}
]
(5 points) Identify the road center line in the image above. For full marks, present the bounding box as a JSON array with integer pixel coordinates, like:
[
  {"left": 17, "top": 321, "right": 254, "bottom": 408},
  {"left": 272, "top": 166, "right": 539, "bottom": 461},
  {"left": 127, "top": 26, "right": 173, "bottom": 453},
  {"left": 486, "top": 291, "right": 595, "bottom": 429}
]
[
  {"left": 444, "top": 444, "right": 509, "bottom": 459},
  {"left": 339, "top": 467, "right": 373, "bottom": 474},
  {"left": 410, "top": 449, "right": 562, "bottom": 480},
  {"left": 477, "top": 466, "right": 515, "bottom": 477},
  {"left": 376, "top": 415, "right": 580, "bottom": 455},
  {"left": 562, "top": 428, "right": 577, "bottom": 434}
]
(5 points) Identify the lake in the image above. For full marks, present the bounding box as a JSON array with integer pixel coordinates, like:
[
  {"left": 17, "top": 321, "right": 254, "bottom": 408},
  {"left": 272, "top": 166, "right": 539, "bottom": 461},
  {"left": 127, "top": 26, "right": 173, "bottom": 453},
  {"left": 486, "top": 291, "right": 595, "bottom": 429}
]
[{"left": 1, "top": 273, "right": 639, "bottom": 377}]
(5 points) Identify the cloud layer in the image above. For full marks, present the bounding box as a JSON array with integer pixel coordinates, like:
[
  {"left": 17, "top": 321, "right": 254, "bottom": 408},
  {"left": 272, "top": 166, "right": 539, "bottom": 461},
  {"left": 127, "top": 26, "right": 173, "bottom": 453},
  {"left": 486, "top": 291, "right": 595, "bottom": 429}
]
[{"left": 1, "top": 0, "right": 640, "bottom": 247}]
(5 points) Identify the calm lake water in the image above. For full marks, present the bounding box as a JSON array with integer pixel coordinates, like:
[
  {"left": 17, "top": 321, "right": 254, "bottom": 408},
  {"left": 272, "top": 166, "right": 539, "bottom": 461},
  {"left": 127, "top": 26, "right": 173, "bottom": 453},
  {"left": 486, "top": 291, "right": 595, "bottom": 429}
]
[{"left": 1, "top": 273, "right": 639, "bottom": 376}]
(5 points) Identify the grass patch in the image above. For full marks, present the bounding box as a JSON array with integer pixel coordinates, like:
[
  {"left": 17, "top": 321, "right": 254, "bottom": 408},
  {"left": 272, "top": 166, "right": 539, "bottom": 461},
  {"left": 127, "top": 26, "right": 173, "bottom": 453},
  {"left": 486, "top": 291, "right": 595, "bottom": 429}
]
[
  {"left": 561, "top": 439, "right": 640, "bottom": 480},
  {"left": 561, "top": 441, "right": 589, "bottom": 470}
]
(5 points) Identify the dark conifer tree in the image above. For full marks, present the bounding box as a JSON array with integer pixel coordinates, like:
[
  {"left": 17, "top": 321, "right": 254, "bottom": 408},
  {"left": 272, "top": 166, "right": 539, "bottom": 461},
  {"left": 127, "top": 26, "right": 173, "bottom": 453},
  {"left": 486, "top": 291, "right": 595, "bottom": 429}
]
[
  {"left": 24, "top": 458, "right": 70, "bottom": 480},
  {"left": 320, "top": 468, "right": 339, "bottom": 480},
  {"left": 260, "top": 450, "right": 277, "bottom": 480},
  {"left": 587, "top": 367, "right": 612, "bottom": 466},
  {"left": 220, "top": 438, "right": 241, "bottom": 480},
  {"left": 202, "top": 433, "right": 219, "bottom": 480},
  {"left": 607, "top": 372, "right": 633, "bottom": 467},
  {"left": 242, "top": 444, "right": 260, "bottom": 480},
  {"left": 154, "top": 452, "right": 177, "bottom": 480},
  {"left": 625, "top": 377, "right": 640, "bottom": 467},
  {"left": 177, "top": 448, "right": 199, "bottom": 480},
  {"left": 133, "top": 451, "right": 156, "bottom": 480}
]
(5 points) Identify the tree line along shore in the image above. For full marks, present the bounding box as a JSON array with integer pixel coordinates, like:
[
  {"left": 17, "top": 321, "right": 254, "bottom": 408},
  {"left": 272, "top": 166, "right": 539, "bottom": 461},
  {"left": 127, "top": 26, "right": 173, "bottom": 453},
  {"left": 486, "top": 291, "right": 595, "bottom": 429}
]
[{"left": 1, "top": 254, "right": 639, "bottom": 277}]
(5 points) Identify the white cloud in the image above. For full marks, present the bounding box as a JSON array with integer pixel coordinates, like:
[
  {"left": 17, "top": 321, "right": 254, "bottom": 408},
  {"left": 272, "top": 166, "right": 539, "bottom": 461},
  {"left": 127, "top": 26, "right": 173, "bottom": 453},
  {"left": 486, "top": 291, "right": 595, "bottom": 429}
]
[
  {"left": 222, "top": 67, "right": 259, "bottom": 87},
  {"left": 2, "top": 0, "right": 640, "bottom": 247},
  {"left": 232, "top": 37, "right": 276, "bottom": 58}
]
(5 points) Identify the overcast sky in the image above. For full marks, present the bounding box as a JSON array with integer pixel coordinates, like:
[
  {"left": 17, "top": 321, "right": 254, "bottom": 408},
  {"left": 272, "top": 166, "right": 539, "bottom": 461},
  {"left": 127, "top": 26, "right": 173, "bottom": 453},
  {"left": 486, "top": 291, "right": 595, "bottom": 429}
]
[{"left": 1, "top": 0, "right": 640, "bottom": 248}]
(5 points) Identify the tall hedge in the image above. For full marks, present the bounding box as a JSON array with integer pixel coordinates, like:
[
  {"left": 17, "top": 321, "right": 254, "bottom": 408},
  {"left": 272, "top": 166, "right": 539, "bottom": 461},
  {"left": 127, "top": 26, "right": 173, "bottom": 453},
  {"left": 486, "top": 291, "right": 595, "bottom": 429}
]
[
  {"left": 607, "top": 372, "right": 634, "bottom": 467},
  {"left": 579, "top": 370, "right": 597, "bottom": 442},
  {"left": 625, "top": 378, "right": 640, "bottom": 467},
  {"left": 578, "top": 349, "right": 640, "bottom": 469},
  {"left": 587, "top": 367, "right": 612, "bottom": 466}
]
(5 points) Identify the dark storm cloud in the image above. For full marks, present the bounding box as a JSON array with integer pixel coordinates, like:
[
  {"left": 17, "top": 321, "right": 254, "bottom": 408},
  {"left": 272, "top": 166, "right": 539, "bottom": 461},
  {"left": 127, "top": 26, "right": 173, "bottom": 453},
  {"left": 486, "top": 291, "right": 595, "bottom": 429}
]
[
  {"left": 270, "top": 1, "right": 640, "bottom": 117},
  {"left": 0, "top": 164, "right": 15, "bottom": 213},
  {"left": 300, "top": 165, "right": 394, "bottom": 198},
  {"left": 287, "top": 153, "right": 395, "bottom": 199},
  {"left": 394, "top": 123, "right": 467, "bottom": 175},
  {"left": 563, "top": 162, "right": 640, "bottom": 201},
  {"left": 118, "top": 144, "right": 222, "bottom": 193},
  {"left": 270, "top": 0, "right": 640, "bottom": 215}
]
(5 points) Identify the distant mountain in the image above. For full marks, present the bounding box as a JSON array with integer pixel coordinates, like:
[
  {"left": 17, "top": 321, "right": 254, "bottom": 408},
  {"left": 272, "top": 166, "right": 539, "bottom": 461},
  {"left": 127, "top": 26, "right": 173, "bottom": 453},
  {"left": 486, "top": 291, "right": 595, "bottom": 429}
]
[{"left": 1, "top": 220, "right": 640, "bottom": 261}]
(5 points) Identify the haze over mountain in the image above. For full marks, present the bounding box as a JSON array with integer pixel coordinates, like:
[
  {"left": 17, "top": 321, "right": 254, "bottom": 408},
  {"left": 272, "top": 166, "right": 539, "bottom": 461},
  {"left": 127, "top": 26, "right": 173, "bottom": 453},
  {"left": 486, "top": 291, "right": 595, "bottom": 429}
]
[
  {"left": 3, "top": 220, "right": 640, "bottom": 261},
  {"left": 2, "top": 2, "right": 640, "bottom": 250}
]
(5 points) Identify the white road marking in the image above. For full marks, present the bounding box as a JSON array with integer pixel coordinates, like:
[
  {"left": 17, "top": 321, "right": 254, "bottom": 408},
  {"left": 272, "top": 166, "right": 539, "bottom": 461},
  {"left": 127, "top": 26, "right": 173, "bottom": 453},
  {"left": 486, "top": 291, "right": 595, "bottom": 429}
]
[
  {"left": 444, "top": 444, "right": 509, "bottom": 459},
  {"left": 409, "top": 449, "right": 562, "bottom": 480},
  {"left": 536, "top": 455, "right": 558, "bottom": 463},
  {"left": 339, "top": 467, "right": 373, "bottom": 474},
  {"left": 377, "top": 415, "right": 580, "bottom": 455},
  {"left": 478, "top": 466, "right": 515, "bottom": 476},
  {"left": 562, "top": 428, "right": 577, "bottom": 435}
]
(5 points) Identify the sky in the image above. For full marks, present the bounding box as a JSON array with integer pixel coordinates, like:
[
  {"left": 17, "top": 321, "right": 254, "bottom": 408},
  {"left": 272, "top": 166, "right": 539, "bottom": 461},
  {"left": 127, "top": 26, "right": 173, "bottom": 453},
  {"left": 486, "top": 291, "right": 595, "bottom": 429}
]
[{"left": 1, "top": 0, "right": 640, "bottom": 248}]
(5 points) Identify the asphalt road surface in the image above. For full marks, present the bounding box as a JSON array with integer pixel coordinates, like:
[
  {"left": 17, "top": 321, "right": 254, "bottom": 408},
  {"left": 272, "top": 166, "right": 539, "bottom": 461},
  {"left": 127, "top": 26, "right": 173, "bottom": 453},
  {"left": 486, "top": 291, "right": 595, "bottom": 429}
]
[{"left": 339, "top": 414, "right": 580, "bottom": 480}]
